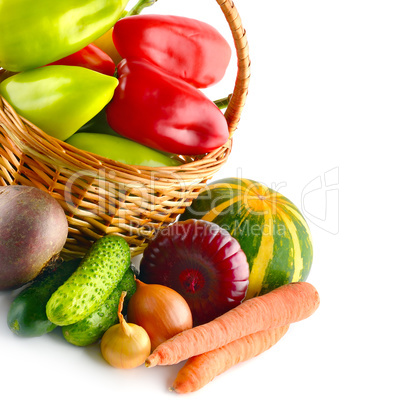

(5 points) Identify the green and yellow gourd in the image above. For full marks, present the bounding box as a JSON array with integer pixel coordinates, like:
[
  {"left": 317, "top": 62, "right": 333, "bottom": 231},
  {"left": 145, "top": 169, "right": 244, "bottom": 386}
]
[{"left": 179, "top": 177, "right": 313, "bottom": 300}]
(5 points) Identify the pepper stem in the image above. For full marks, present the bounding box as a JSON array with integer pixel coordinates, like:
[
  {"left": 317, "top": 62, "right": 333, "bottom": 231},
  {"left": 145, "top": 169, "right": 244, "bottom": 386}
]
[
  {"left": 214, "top": 94, "right": 232, "bottom": 110},
  {"left": 126, "top": 0, "right": 158, "bottom": 16}
]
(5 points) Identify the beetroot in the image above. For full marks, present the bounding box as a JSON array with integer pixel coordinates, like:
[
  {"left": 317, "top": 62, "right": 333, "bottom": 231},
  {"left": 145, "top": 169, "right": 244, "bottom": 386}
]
[
  {"left": 139, "top": 219, "right": 249, "bottom": 325},
  {"left": 0, "top": 185, "right": 68, "bottom": 290}
]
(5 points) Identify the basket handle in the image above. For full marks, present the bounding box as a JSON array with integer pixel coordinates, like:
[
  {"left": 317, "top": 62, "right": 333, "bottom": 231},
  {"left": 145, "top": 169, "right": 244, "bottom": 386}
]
[{"left": 217, "top": 0, "right": 250, "bottom": 136}]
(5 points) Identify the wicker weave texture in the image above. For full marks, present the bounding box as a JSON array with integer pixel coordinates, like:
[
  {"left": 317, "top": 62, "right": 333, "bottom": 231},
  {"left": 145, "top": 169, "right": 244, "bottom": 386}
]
[{"left": 0, "top": 0, "right": 250, "bottom": 259}]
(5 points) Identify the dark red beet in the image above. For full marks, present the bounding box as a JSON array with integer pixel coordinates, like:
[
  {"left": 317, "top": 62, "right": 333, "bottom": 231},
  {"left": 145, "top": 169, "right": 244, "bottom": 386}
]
[
  {"left": 139, "top": 219, "right": 249, "bottom": 325},
  {"left": 0, "top": 186, "right": 68, "bottom": 290}
]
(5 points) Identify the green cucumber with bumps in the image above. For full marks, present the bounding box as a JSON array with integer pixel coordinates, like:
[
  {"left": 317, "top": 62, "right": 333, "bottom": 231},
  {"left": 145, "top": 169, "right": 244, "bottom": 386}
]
[
  {"left": 7, "top": 259, "right": 80, "bottom": 337},
  {"left": 62, "top": 266, "right": 136, "bottom": 346},
  {"left": 46, "top": 235, "right": 131, "bottom": 326}
]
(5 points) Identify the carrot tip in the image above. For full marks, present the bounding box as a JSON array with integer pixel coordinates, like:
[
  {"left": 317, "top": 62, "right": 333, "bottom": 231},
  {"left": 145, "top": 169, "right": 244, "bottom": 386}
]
[{"left": 145, "top": 355, "right": 158, "bottom": 368}]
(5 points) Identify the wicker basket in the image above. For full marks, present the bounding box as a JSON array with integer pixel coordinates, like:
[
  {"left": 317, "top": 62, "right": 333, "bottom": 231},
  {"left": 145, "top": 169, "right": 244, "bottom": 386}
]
[{"left": 0, "top": 0, "right": 250, "bottom": 259}]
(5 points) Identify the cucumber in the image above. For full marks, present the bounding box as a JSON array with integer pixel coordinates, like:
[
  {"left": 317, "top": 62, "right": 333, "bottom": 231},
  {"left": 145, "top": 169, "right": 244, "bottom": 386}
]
[
  {"left": 62, "top": 267, "right": 136, "bottom": 346},
  {"left": 7, "top": 259, "right": 80, "bottom": 337},
  {"left": 46, "top": 235, "right": 131, "bottom": 326}
]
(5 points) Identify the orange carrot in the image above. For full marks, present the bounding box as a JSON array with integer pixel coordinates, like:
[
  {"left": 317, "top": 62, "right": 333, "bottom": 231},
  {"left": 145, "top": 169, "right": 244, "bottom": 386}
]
[
  {"left": 170, "top": 325, "right": 290, "bottom": 394},
  {"left": 146, "top": 281, "right": 319, "bottom": 367}
]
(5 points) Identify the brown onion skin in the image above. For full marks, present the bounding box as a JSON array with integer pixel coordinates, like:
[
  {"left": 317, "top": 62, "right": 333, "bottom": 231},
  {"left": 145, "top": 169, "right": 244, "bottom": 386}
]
[
  {"left": 101, "top": 291, "right": 151, "bottom": 369},
  {"left": 0, "top": 186, "right": 68, "bottom": 290},
  {"left": 100, "top": 322, "right": 151, "bottom": 369},
  {"left": 127, "top": 279, "right": 193, "bottom": 350}
]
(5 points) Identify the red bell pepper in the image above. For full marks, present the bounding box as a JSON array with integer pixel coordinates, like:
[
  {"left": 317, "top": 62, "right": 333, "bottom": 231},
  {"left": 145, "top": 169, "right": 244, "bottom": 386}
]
[
  {"left": 48, "top": 44, "right": 116, "bottom": 76},
  {"left": 112, "top": 15, "right": 231, "bottom": 88},
  {"left": 105, "top": 59, "right": 229, "bottom": 155}
]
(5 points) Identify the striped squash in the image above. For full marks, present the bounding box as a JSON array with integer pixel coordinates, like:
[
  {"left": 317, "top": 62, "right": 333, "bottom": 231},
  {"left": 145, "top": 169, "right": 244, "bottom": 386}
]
[{"left": 179, "top": 177, "right": 313, "bottom": 299}]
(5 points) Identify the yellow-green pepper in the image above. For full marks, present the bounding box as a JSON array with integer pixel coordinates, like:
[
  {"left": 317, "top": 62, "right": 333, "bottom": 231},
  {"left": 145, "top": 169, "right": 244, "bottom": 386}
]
[
  {"left": 0, "top": 65, "right": 118, "bottom": 141},
  {"left": 66, "top": 132, "right": 182, "bottom": 167},
  {"left": 0, "top": 0, "right": 129, "bottom": 72}
]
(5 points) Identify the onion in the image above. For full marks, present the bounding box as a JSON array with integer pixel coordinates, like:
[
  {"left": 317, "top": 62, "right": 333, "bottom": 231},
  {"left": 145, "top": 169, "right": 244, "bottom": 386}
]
[
  {"left": 100, "top": 291, "right": 151, "bottom": 369},
  {"left": 127, "top": 279, "right": 193, "bottom": 350}
]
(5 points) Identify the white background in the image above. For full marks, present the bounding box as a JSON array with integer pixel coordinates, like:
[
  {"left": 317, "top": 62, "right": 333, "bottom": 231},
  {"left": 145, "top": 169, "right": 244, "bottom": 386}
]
[{"left": 1, "top": 0, "right": 401, "bottom": 401}]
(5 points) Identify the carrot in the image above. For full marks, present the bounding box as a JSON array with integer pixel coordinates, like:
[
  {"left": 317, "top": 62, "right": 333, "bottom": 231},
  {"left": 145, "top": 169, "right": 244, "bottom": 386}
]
[
  {"left": 145, "top": 281, "right": 319, "bottom": 367},
  {"left": 170, "top": 325, "right": 290, "bottom": 394}
]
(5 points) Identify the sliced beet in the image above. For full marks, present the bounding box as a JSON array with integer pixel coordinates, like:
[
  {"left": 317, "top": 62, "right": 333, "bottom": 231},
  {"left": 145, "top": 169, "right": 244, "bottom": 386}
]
[{"left": 139, "top": 219, "right": 249, "bottom": 325}]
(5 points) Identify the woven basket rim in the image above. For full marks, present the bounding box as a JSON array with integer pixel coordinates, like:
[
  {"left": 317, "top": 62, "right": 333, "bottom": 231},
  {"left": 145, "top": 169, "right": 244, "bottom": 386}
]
[
  {"left": 0, "top": 0, "right": 250, "bottom": 258},
  {"left": 0, "top": 102, "right": 233, "bottom": 185},
  {"left": 0, "top": 0, "right": 250, "bottom": 177}
]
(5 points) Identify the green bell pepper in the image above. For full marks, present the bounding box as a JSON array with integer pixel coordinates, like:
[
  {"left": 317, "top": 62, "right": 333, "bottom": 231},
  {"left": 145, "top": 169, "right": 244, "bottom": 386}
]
[
  {"left": 0, "top": 65, "right": 118, "bottom": 141},
  {"left": 0, "top": 0, "right": 129, "bottom": 72},
  {"left": 66, "top": 132, "right": 182, "bottom": 167}
]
